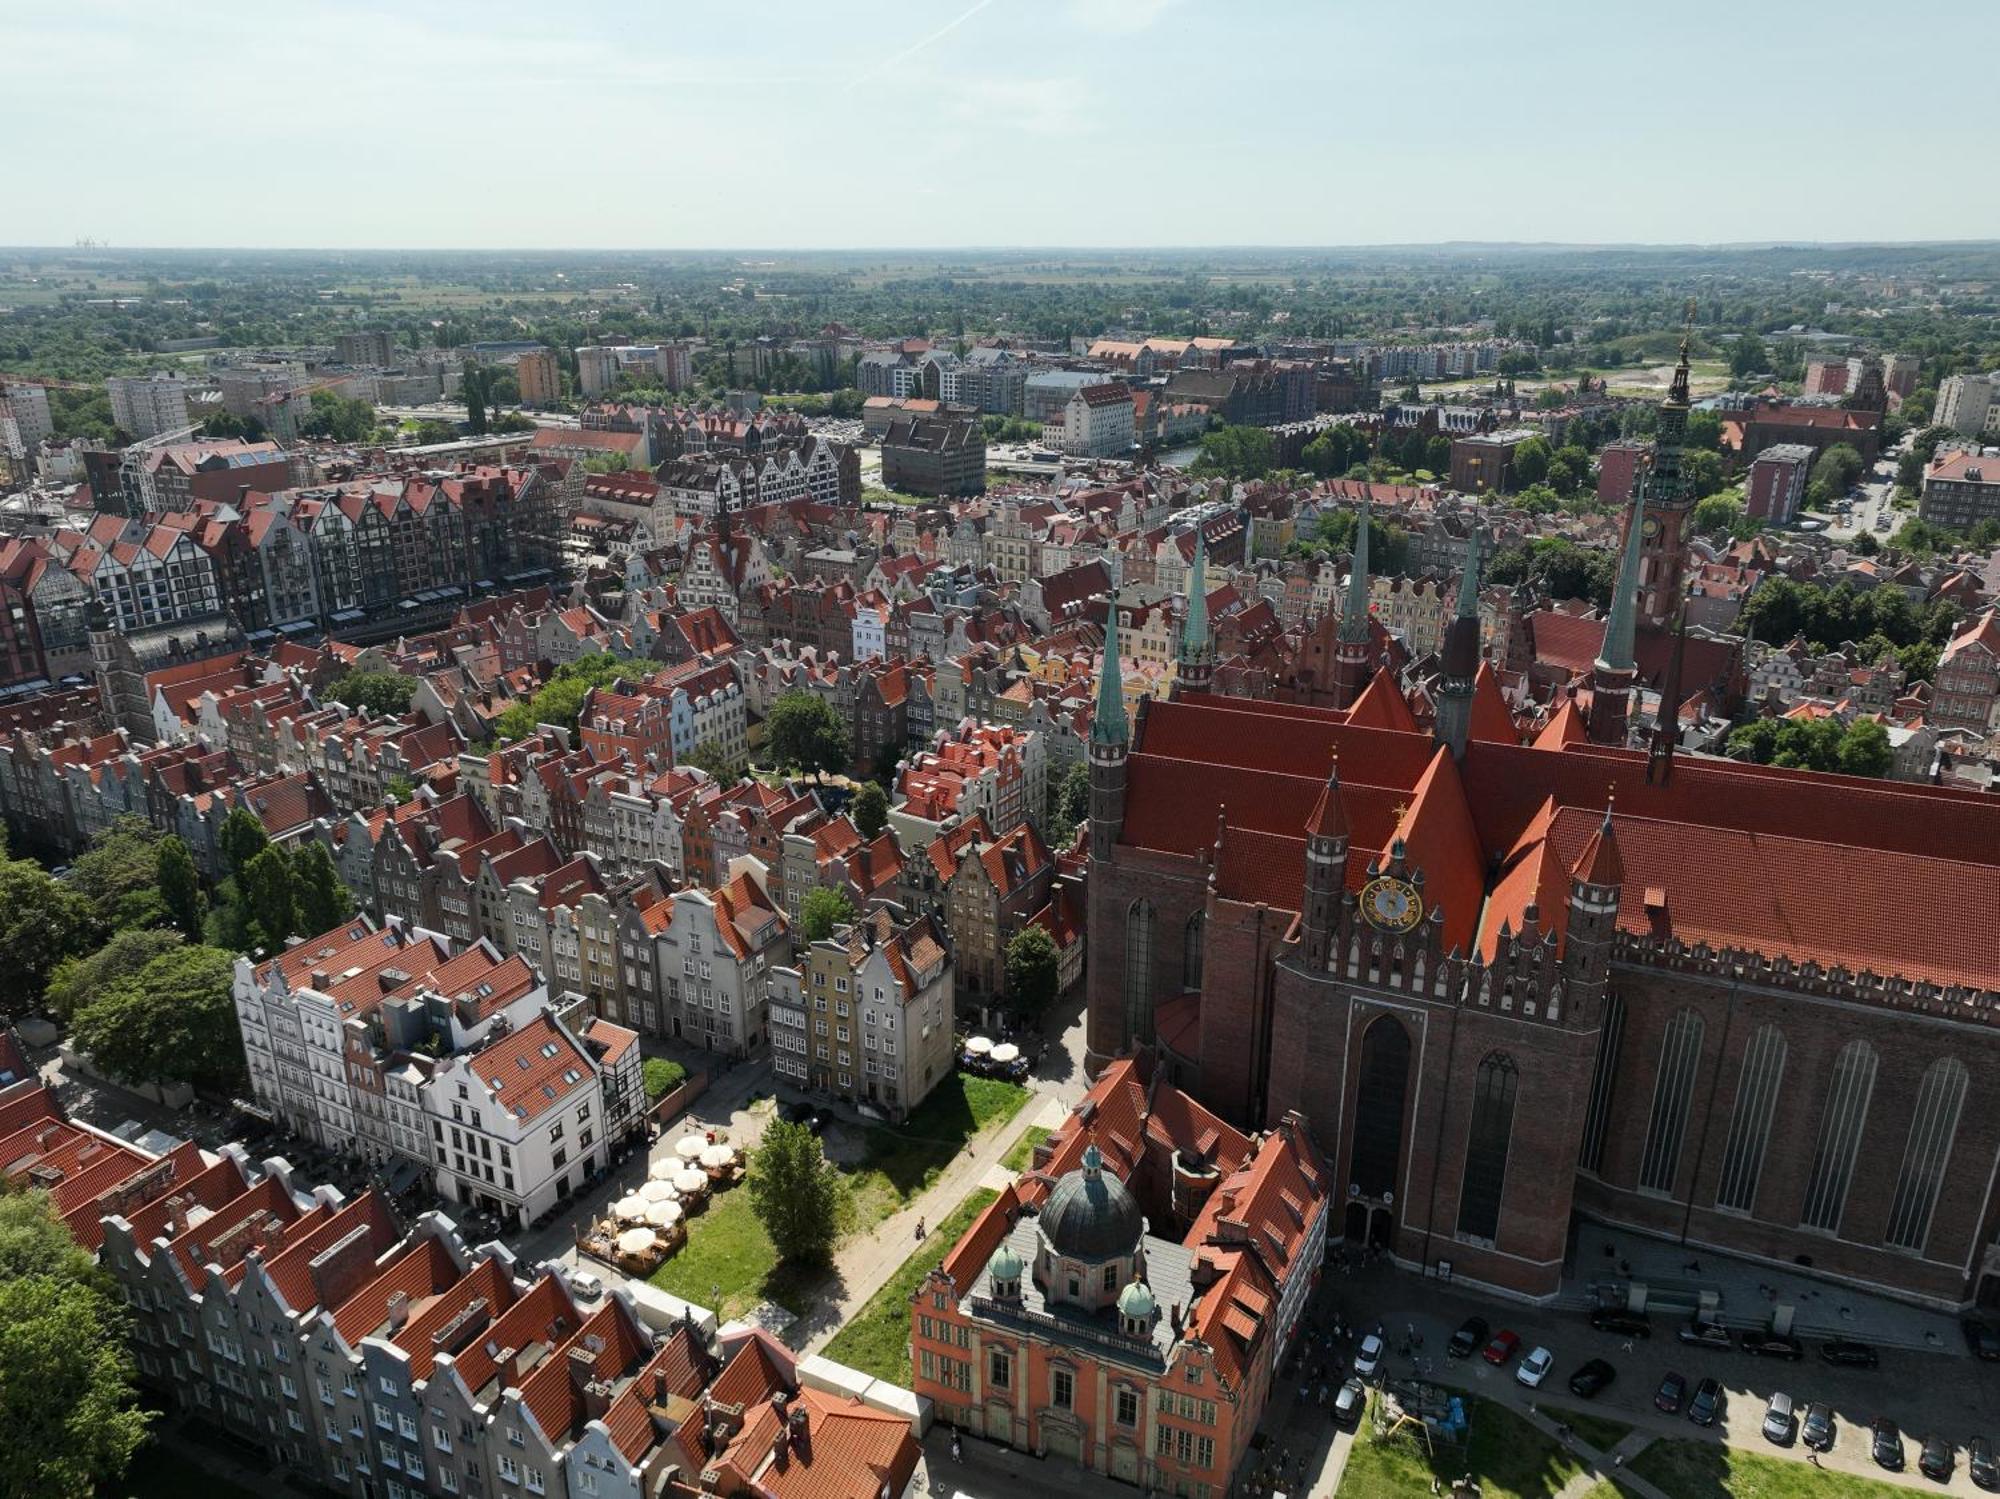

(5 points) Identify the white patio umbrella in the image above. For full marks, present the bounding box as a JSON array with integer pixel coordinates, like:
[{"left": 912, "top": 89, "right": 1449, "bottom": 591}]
[
  {"left": 611, "top": 1194, "right": 649, "bottom": 1222},
  {"left": 673, "top": 1168, "right": 709, "bottom": 1195},
  {"left": 989, "top": 1042, "right": 1020, "bottom": 1064},
  {"left": 649, "top": 1155, "right": 680, "bottom": 1181},
  {"left": 675, "top": 1134, "right": 708, "bottom": 1160},
  {"left": 964, "top": 1035, "right": 994, "bottom": 1055},
  {"left": 639, "top": 1179, "right": 677, "bottom": 1203},
  {"left": 700, "top": 1142, "right": 737, "bottom": 1169},
  {"left": 644, "top": 1199, "right": 683, "bottom": 1228},
  {"left": 616, "top": 1227, "right": 656, "bottom": 1257}
]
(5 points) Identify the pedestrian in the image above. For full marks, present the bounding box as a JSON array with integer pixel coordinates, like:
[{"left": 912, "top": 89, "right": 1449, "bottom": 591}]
[{"left": 950, "top": 1429, "right": 963, "bottom": 1463}]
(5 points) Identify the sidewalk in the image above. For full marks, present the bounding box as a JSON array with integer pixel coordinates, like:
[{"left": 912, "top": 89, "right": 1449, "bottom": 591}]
[
  {"left": 797, "top": 1092, "right": 1070, "bottom": 1352},
  {"left": 1537, "top": 1410, "right": 1664, "bottom": 1499}
]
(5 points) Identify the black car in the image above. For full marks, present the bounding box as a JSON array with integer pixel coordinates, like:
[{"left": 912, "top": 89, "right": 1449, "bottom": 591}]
[
  {"left": 1568, "top": 1358, "right": 1615, "bottom": 1399},
  {"left": 1965, "top": 1318, "right": 2000, "bottom": 1361},
  {"left": 1874, "top": 1417, "right": 1906, "bottom": 1471},
  {"left": 1802, "top": 1403, "right": 1837, "bottom": 1452},
  {"left": 1741, "top": 1329, "right": 1805, "bottom": 1360},
  {"left": 1678, "top": 1320, "right": 1733, "bottom": 1350},
  {"left": 1589, "top": 1306, "right": 1652, "bottom": 1339},
  {"left": 1821, "top": 1338, "right": 1881, "bottom": 1369},
  {"left": 1654, "top": 1371, "right": 1687, "bottom": 1415},
  {"left": 1970, "top": 1435, "right": 1997, "bottom": 1490},
  {"left": 1921, "top": 1433, "right": 1954, "bottom": 1482},
  {"left": 1687, "top": 1377, "right": 1721, "bottom": 1427},
  {"left": 1448, "top": 1316, "right": 1490, "bottom": 1359},
  {"left": 781, "top": 1100, "right": 829, "bottom": 1135}
]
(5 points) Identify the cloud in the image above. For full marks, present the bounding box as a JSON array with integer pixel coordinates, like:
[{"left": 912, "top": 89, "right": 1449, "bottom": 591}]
[
  {"left": 1068, "top": 0, "right": 1178, "bottom": 34},
  {"left": 842, "top": 0, "right": 999, "bottom": 91}
]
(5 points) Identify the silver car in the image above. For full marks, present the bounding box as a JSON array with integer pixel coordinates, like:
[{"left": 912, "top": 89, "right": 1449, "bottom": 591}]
[
  {"left": 1354, "top": 1333, "right": 1385, "bottom": 1378},
  {"left": 1763, "top": 1391, "right": 1796, "bottom": 1445}
]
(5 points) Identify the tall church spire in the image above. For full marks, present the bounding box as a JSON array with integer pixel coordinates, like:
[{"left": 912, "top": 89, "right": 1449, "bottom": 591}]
[
  {"left": 1176, "top": 529, "right": 1214, "bottom": 695},
  {"left": 1339, "top": 501, "right": 1372, "bottom": 645},
  {"left": 1597, "top": 481, "right": 1646, "bottom": 677},
  {"left": 1092, "top": 593, "right": 1129, "bottom": 747},
  {"left": 1647, "top": 605, "right": 1689, "bottom": 785},
  {"left": 1434, "top": 524, "right": 1483, "bottom": 759}
]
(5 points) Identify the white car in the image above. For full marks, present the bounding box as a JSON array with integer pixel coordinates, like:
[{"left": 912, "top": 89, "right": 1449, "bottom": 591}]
[
  {"left": 568, "top": 1270, "right": 604, "bottom": 1301},
  {"left": 1516, "top": 1346, "right": 1554, "bottom": 1388},
  {"left": 1353, "top": 1334, "right": 1385, "bottom": 1378}
]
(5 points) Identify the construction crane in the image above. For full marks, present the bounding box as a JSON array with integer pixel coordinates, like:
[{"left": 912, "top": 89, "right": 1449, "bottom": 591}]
[{"left": 0, "top": 373, "right": 96, "bottom": 393}]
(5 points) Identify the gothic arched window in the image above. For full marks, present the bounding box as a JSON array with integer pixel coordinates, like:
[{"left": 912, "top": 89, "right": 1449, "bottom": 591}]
[
  {"left": 1182, "top": 910, "right": 1205, "bottom": 992},
  {"left": 1801, "top": 1039, "right": 1879, "bottom": 1234},
  {"left": 1579, "top": 992, "right": 1625, "bottom": 1176},
  {"left": 1715, "top": 1024, "right": 1787, "bottom": 1214},
  {"left": 1884, "top": 1057, "right": 1968, "bottom": 1252},
  {"left": 1456, "top": 1053, "right": 1519, "bottom": 1243},
  {"left": 1123, "top": 899, "right": 1155, "bottom": 1045},
  {"left": 1350, "top": 1016, "right": 1411, "bottom": 1199},
  {"left": 1639, "top": 1009, "right": 1704, "bottom": 1194}
]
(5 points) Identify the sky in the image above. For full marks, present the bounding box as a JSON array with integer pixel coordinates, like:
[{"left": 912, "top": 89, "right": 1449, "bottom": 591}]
[{"left": 12, "top": 0, "right": 1998, "bottom": 249}]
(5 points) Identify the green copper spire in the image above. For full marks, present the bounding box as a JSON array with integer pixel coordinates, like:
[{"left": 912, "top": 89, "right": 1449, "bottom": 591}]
[
  {"left": 1181, "top": 531, "right": 1210, "bottom": 659},
  {"left": 1092, "top": 594, "right": 1129, "bottom": 746},
  {"left": 1597, "top": 480, "right": 1647, "bottom": 676},
  {"left": 1454, "top": 524, "right": 1482, "bottom": 620},
  {"left": 1338, "top": 500, "right": 1372, "bottom": 644}
]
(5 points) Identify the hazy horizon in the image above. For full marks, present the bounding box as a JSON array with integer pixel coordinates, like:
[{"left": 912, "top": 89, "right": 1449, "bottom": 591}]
[{"left": 18, "top": 0, "right": 1998, "bottom": 250}]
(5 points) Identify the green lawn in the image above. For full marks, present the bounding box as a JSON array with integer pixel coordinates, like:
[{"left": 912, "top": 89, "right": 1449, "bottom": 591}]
[
  {"left": 843, "top": 1074, "right": 1028, "bottom": 1231},
  {"left": 648, "top": 1185, "right": 820, "bottom": 1321},
  {"left": 110, "top": 1453, "right": 263, "bottom": 1499},
  {"left": 1628, "top": 1439, "right": 1917, "bottom": 1499},
  {"left": 822, "top": 1188, "right": 999, "bottom": 1384},
  {"left": 1339, "top": 1394, "right": 1593, "bottom": 1499},
  {"left": 1001, "top": 1124, "right": 1052, "bottom": 1173},
  {"left": 1539, "top": 1405, "right": 1632, "bottom": 1454}
]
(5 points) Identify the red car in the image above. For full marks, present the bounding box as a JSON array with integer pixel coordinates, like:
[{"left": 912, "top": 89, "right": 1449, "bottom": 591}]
[{"left": 1483, "top": 1329, "right": 1522, "bottom": 1366}]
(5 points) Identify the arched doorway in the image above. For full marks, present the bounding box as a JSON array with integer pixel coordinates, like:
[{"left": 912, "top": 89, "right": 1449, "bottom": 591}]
[
  {"left": 1343, "top": 1201, "right": 1369, "bottom": 1242},
  {"left": 1368, "top": 1206, "right": 1395, "bottom": 1249},
  {"left": 1350, "top": 1016, "right": 1412, "bottom": 1199}
]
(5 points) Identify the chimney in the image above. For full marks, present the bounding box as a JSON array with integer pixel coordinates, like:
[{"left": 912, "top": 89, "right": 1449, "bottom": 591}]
[{"left": 387, "top": 1290, "right": 411, "bottom": 1332}]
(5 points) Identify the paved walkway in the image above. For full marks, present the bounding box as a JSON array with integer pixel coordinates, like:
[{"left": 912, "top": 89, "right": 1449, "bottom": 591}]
[
  {"left": 1541, "top": 1413, "right": 1663, "bottom": 1499},
  {"left": 795, "top": 1092, "right": 1070, "bottom": 1351}
]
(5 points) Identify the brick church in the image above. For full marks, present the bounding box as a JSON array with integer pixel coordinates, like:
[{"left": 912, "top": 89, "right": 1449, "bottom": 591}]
[{"left": 1084, "top": 346, "right": 2000, "bottom": 1308}]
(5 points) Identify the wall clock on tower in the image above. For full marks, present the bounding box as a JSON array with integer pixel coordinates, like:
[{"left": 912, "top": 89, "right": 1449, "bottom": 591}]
[
  {"left": 1642, "top": 515, "right": 1661, "bottom": 539},
  {"left": 1360, "top": 875, "right": 1423, "bottom": 933}
]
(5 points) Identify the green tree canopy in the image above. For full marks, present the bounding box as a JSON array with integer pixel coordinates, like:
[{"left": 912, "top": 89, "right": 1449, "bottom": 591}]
[
  {"left": 1811, "top": 442, "right": 1865, "bottom": 497},
  {"left": 799, "top": 887, "right": 856, "bottom": 944},
  {"left": 240, "top": 844, "right": 298, "bottom": 949},
  {"left": 1510, "top": 436, "right": 1551, "bottom": 488},
  {"left": 1191, "top": 424, "right": 1277, "bottom": 481},
  {"left": 70, "top": 944, "right": 245, "bottom": 1093},
  {"left": 0, "top": 859, "right": 99, "bottom": 1017},
  {"left": 764, "top": 691, "right": 851, "bottom": 777},
  {"left": 326, "top": 670, "right": 417, "bottom": 716},
  {"left": 217, "top": 805, "right": 270, "bottom": 875},
  {"left": 44, "top": 927, "right": 184, "bottom": 1022},
  {"left": 67, "top": 817, "right": 166, "bottom": 932},
  {"left": 1055, "top": 762, "right": 1091, "bottom": 841},
  {"left": 1727, "top": 714, "right": 1892, "bottom": 778},
  {"left": 492, "top": 653, "right": 632, "bottom": 743},
  {"left": 293, "top": 839, "right": 355, "bottom": 936},
  {"left": 1004, "top": 924, "right": 1061, "bottom": 1016},
  {"left": 642, "top": 1057, "right": 688, "bottom": 1101},
  {"left": 301, "top": 389, "right": 377, "bottom": 442},
  {"left": 747, "top": 1118, "right": 841, "bottom": 1269},
  {"left": 157, "top": 834, "right": 206, "bottom": 940},
  {"left": 850, "top": 781, "right": 888, "bottom": 841}
]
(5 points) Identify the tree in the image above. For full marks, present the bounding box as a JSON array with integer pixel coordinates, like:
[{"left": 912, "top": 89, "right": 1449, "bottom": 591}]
[
  {"left": 851, "top": 782, "right": 888, "bottom": 841},
  {"left": 1510, "top": 437, "right": 1551, "bottom": 488},
  {"left": 384, "top": 773, "right": 416, "bottom": 804},
  {"left": 240, "top": 845, "right": 298, "bottom": 949},
  {"left": 764, "top": 691, "right": 851, "bottom": 777},
  {"left": 0, "top": 1193, "right": 149, "bottom": 1498},
  {"left": 1838, "top": 718, "right": 1893, "bottom": 779},
  {"left": 747, "top": 1118, "right": 841, "bottom": 1269},
  {"left": 1056, "top": 762, "right": 1091, "bottom": 840},
  {"left": 68, "top": 817, "right": 166, "bottom": 932},
  {"left": 326, "top": 670, "right": 417, "bottom": 716},
  {"left": 1191, "top": 425, "right": 1277, "bottom": 481},
  {"left": 1692, "top": 494, "right": 1745, "bottom": 538},
  {"left": 799, "top": 887, "right": 855, "bottom": 944},
  {"left": 0, "top": 859, "right": 98, "bottom": 1016},
  {"left": 44, "top": 928, "right": 184, "bottom": 1022},
  {"left": 1811, "top": 442, "right": 1865, "bottom": 498},
  {"left": 293, "top": 840, "right": 354, "bottom": 935},
  {"left": 300, "top": 389, "right": 377, "bottom": 442},
  {"left": 679, "top": 741, "right": 735, "bottom": 780},
  {"left": 642, "top": 1057, "right": 688, "bottom": 1102},
  {"left": 156, "top": 834, "right": 206, "bottom": 940},
  {"left": 1004, "top": 925, "right": 1061, "bottom": 1016},
  {"left": 217, "top": 806, "right": 269, "bottom": 875},
  {"left": 463, "top": 363, "right": 491, "bottom": 436},
  {"left": 1681, "top": 449, "right": 1724, "bottom": 499},
  {"left": 583, "top": 451, "right": 633, "bottom": 474},
  {"left": 492, "top": 653, "right": 632, "bottom": 743},
  {"left": 71, "top": 944, "right": 244, "bottom": 1093},
  {"left": 1730, "top": 331, "right": 1769, "bottom": 377}
]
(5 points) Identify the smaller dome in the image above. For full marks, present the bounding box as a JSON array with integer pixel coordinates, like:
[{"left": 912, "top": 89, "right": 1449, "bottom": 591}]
[
  {"left": 1117, "top": 1279, "right": 1156, "bottom": 1320},
  {"left": 989, "top": 1244, "right": 1023, "bottom": 1284}
]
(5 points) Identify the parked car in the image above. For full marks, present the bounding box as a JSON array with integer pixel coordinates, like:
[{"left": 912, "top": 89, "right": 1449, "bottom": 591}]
[
  {"left": 1589, "top": 1306, "right": 1652, "bottom": 1339},
  {"left": 780, "top": 1100, "right": 829, "bottom": 1135},
  {"left": 1803, "top": 1403, "right": 1837, "bottom": 1452},
  {"left": 1332, "top": 1378, "right": 1367, "bottom": 1430},
  {"left": 1964, "top": 1318, "right": 2000, "bottom": 1361},
  {"left": 1654, "top": 1371, "right": 1688, "bottom": 1415},
  {"left": 1688, "top": 1377, "right": 1721, "bottom": 1427},
  {"left": 1874, "top": 1417, "right": 1905, "bottom": 1470},
  {"left": 1678, "top": 1320, "right": 1733, "bottom": 1350},
  {"left": 1970, "top": 1435, "right": 1997, "bottom": 1490},
  {"left": 1568, "top": 1359, "right": 1615, "bottom": 1399},
  {"left": 567, "top": 1269, "right": 603, "bottom": 1301},
  {"left": 1482, "top": 1329, "right": 1521, "bottom": 1366},
  {"left": 1448, "top": 1317, "right": 1490, "bottom": 1360},
  {"left": 1821, "top": 1338, "right": 1880, "bottom": 1369},
  {"left": 1921, "top": 1433, "right": 1954, "bottom": 1482},
  {"left": 1353, "top": 1333, "right": 1384, "bottom": 1379},
  {"left": 1516, "top": 1347, "right": 1554, "bottom": 1389},
  {"left": 1762, "top": 1391, "right": 1796, "bottom": 1445},
  {"left": 1741, "top": 1329, "right": 1804, "bottom": 1360}
]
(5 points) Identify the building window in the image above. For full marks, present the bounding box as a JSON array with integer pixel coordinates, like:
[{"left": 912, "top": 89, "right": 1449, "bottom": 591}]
[
  {"left": 1638, "top": 1008, "right": 1704, "bottom": 1194},
  {"left": 1182, "top": 911, "right": 1204, "bottom": 992},
  {"left": 1884, "top": 1058, "right": 1969, "bottom": 1252},
  {"left": 1051, "top": 1367, "right": 1073, "bottom": 1410},
  {"left": 1123, "top": 900, "right": 1155, "bottom": 1045},
  {"left": 1116, "top": 1386, "right": 1139, "bottom": 1427},
  {"left": 1715, "top": 1023, "right": 1787, "bottom": 1214},
  {"left": 1801, "top": 1039, "right": 1879, "bottom": 1234},
  {"left": 1578, "top": 991, "right": 1625, "bottom": 1175},
  {"left": 1455, "top": 1053, "right": 1518, "bottom": 1242},
  {"left": 988, "top": 1347, "right": 1010, "bottom": 1389},
  {"left": 1350, "top": 1015, "right": 1411, "bottom": 1199}
]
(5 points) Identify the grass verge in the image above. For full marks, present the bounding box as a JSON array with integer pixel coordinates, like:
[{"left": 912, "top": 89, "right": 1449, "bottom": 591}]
[
  {"left": 1538, "top": 1405, "right": 1632, "bottom": 1454},
  {"left": 1001, "top": 1124, "right": 1052, "bottom": 1173},
  {"left": 822, "top": 1187, "right": 998, "bottom": 1384},
  {"left": 1339, "top": 1393, "right": 1593, "bottom": 1499},
  {"left": 842, "top": 1074, "right": 1028, "bottom": 1231},
  {"left": 648, "top": 1185, "right": 820, "bottom": 1320},
  {"left": 1628, "top": 1438, "right": 1917, "bottom": 1498}
]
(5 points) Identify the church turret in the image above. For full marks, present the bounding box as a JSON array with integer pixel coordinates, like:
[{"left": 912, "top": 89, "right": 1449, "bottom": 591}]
[
  {"left": 1333, "top": 500, "right": 1373, "bottom": 709},
  {"left": 1175, "top": 529, "right": 1214, "bottom": 696},
  {"left": 1089, "top": 593, "right": 1130, "bottom": 863},
  {"left": 1300, "top": 753, "right": 1350, "bottom": 970},
  {"left": 1588, "top": 480, "right": 1646, "bottom": 746},
  {"left": 1432, "top": 526, "right": 1483, "bottom": 760},
  {"left": 1563, "top": 801, "right": 1624, "bottom": 1026}
]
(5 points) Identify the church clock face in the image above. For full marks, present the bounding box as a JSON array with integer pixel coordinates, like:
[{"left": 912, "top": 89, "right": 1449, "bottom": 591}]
[
  {"left": 1642, "top": 516, "right": 1662, "bottom": 539},
  {"left": 1360, "top": 875, "right": 1423, "bottom": 933}
]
